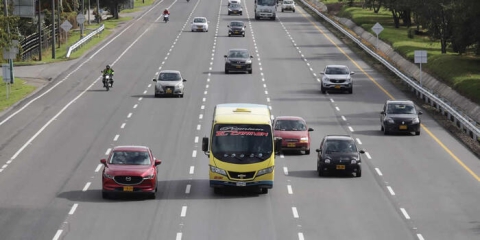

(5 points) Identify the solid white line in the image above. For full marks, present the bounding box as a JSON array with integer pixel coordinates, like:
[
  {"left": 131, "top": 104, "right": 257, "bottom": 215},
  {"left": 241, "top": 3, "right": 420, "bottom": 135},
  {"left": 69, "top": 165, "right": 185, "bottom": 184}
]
[
  {"left": 387, "top": 186, "right": 395, "bottom": 195},
  {"left": 176, "top": 233, "right": 182, "bottom": 240},
  {"left": 192, "top": 150, "right": 197, "bottom": 158},
  {"left": 120, "top": 123, "right": 126, "bottom": 129},
  {"left": 365, "top": 152, "right": 372, "bottom": 159},
  {"left": 113, "top": 134, "right": 119, "bottom": 141},
  {"left": 298, "top": 233, "right": 305, "bottom": 240},
  {"left": 189, "top": 166, "right": 194, "bottom": 174},
  {"left": 417, "top": 234, "right": 425, "bottom": 240},
  {"left": 194, "top": 136, "right": 199, "bottom": 143},
  {"left": 83, "top": 182, "right": 91, "bottom": 191},
  {"left": 69, "top": 203, "right": 78, "bottom": 215},
  {"left": 356, "top": 138, "right": 362, "bottom": 144},
  {"left": 348, "top": 126, "right": 354, "bottom": 132},
  {"left": 95, "top": 164, "right": 103, "bottom": 172},
  {"left": 52, "top": 230, "right": 63, "bottom": 240},
  {"left": 133, "top": 104, "right": 138, "bottom": 109},
  {"left": 335, "top": 106, "right": 340, "bottom": 111},
  {"left": 287, "top": 185, "right": 293, "bottom": 194},
  {"left": 400, "top": 208, "right": 411, "bottom": 219},
  {"left": 292, "top": 207, "right": 299, "bottom": 218},
  {"left": 0, "top": 169, "right": 3, "bottom": 173},
  {"left": 283, "top": 167, "right": 289, "bottom": 175},
  {"left": 6, "top": 160, "right": 11, "bottom": 164},
  {"left": 105, "top": 148, "right": 111, "bottom": 155},
  {"left": 127, "top": 113, "right": 132, "bottom": 118},
  {"left": 341, "top": 116, "right": 346, "bottom": 121},
  {"left": 180, "top": 206, "right": 187, "bottom": 217},
  {"left": 185, "top": 184, "right": 191, "bottom": 194},
  {"left": 375, "top": 168, "right": 383, "bottom": 176}
]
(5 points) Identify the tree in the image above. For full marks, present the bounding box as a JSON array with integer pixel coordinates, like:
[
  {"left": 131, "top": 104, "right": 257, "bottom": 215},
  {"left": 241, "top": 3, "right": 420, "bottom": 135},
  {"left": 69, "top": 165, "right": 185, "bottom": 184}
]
[
  {"left": 99, "top": 0, "right": 129, "bottom": 19},
  {"left": 418, "top": 0, "right": 455, "bottom": 54},
  {"left": 0, "top": 1, "right": 20, "bottom": 55}
]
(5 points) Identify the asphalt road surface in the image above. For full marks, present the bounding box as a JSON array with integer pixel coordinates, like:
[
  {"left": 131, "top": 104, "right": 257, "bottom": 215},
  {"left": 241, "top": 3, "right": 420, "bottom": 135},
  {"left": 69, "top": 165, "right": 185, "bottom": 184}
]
[{"left": 1, "top": 0, "right": 479, "bottom": 239}]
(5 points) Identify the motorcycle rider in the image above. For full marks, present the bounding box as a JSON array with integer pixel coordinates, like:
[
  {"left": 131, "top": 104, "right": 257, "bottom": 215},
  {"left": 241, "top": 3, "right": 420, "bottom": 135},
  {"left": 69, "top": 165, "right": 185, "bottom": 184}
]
[
  {"left": 101, "top": 65, "right": 114, "bottom": 87},
  {"left": 163, "top": 8, "right": 170, "bottom": 17}
]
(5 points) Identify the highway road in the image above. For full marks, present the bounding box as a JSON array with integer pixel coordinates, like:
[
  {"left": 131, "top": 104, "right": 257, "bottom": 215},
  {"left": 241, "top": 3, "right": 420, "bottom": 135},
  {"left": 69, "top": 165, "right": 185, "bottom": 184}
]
[{"left": 0, "top": 0, "right": 479, "bottom": 239}]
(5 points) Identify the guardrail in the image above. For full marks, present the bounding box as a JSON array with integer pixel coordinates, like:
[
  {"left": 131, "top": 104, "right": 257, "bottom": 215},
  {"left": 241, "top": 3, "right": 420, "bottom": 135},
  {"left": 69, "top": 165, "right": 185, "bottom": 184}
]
[
  {"left": 20, "top": 26, "right": 59, "bottom": 61},
  {"left": 300, "top": 0, "right": 480, "bottom": 141},
  {"left": 66, "top": 24, "right": 105, "bottom": 58}
]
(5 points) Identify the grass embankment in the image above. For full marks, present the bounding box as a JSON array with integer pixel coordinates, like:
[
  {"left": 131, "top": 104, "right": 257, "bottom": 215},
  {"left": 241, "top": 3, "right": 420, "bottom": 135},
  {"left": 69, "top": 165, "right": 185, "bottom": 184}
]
[
  {"left": 0, "top": 78, "right": 36, "bottom": 112},
  {"left": 336, "top": 6, "right": 480, "bottom": 105}
]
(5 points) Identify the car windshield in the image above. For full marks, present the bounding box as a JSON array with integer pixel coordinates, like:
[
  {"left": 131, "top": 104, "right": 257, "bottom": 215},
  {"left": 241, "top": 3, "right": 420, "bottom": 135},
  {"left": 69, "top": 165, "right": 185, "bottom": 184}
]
[
  {"left": 231, "top": 3, "right": 241, "bottom": 8},
  {"left": 284, "top": 0, "right": 293, "bottom": 4},
  {"left": 159, "top": 72, "right": 181, "bottom": 81},
  {"left": 228, "top": 51, "right": 249, "bottom": 58},
  {"left": 325, "top": 67, "right": 349, "bottom": 75},
  {"left": 230, "top": 22, "right": 244, "bottom": 27},
  {"left": 324, "top": 140, "right": 357, "bottom": 153},
  {"left": 275, "top": 120, "right": 306, "bottom": 131},
  {"left": 387, "top": 103, "right": 416, "bottom": 114},
  {"left": 257, "top": 0, "right": 275, "bottom": 6},
  {"left": 211, "top": 124, "right": 273, "bottom": 164},
  {"left": 109, "top": 151, "right": 151, "bottom": 165},
  {"left": 194, "top": 18, "right": 206, "bottom": 23}
]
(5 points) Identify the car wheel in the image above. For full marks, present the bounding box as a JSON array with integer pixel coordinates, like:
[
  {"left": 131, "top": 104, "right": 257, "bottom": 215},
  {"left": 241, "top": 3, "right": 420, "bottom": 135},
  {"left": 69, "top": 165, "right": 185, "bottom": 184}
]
[
  {"left": 384, "top": 128, "right": 389, "bottom": 135},
  {"left": 242, "top": 33, "right": 245, "bottom": 37},
  {"left": 154, "top": 93, "right": 158, "bottom": 98},
  {"left": 255, "top": 16, "right": 259, "bottom": 20},
  {"left": 293, "top": 9, "right": 295, "bottom": 12},
  {"left": 282, "top": 9, "right": 284, "bottom": 12},
  {"left": 305, "top": 149, "right": 310, "bottom": 155},
  {"left": 381, "top": 125, "right": 384, "bottom": 131},
  {"left": 248, "top": 69, "right": 252, "bottom": 74},
  {"left": 415, "top": 131, "right": 421, "bottom": 136},
  {"left": 348, "top": 88, "right": 353, "bottom": 94},
  {"left": 317, "top": 167, "right": 324, "bottom": 177},
  {"left": 148, "top": 192, "right": 156, "bottom": 199},
  {"left": 225, "top": 69, "right": 229, "bottom": 74},
  {"left": 321, "top": 86, "right": 326, "bottom": 94},
  {"left": 102, "top": 192, "right": 109, "bottom": 199},
  {"left": 228, "top": 13, "right": 231, "bottom": 15},
  {"left": 356, "top": 169, "right": 362, "bottom": 177}
]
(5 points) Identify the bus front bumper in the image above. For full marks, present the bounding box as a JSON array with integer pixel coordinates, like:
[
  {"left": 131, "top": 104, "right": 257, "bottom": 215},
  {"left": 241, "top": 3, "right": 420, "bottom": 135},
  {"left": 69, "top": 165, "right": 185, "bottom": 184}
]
[{"left": 210, "top": 180, "right": 273, "bottom": 189}]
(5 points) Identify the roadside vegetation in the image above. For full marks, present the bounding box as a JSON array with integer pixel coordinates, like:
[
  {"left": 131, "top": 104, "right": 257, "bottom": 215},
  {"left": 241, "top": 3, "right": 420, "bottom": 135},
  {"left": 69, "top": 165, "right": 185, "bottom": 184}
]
[{"left": 0, "top": 78, "right": 36, "bottom": 112}]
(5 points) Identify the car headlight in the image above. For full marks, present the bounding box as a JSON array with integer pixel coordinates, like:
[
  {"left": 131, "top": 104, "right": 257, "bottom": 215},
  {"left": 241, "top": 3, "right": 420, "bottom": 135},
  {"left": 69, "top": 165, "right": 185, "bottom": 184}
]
[
  {"left": 323, "top": 77, "right": 330, "bottom": 83},
  {"left": 351, "top": 160, "right": 357, "bottom": 164},
  {"left": 210, "top": 165, "right": 227, "bottom": 176},
  {"left": 346, "top": 78, "right": 352, "bottom": 83},
  {"left": 228, "top": 8, "right": 232, "bottom": 11},
  {"left": 246, "top": 60, "right": 252, "bottom": 64},
  {"left": 176, "top": 82, "right": 184, "bottom": 88},
  {"left": 412, "top": 117, "right": 420, "bottom": 124},
  {"left": 225, "top": 59, "right": 231, "bottom": 63},
  {"left": 144, "top": 174, "right": 155, "bottom": 180},
  {"left": 300, "top": 137, "right": 308, "bottom": 143},
  {"left": 384, "top": 117, "right": 395, "bottom": 124},
  {"left": 103, "top": 172, "right": 114, "bottom": 179},
  {"left": 324, "top": 159, "right": 331, "bottom": 164},
  {"left": 257, "top": 166, "right": 274, "bottom": 176}
]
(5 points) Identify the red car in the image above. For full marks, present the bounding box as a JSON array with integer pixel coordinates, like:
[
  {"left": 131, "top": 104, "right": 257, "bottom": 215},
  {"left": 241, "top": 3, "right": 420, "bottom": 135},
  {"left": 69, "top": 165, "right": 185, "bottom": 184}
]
[
  {"left": 273, "top": 116, "right": 314, "bottom": 154},
  {"left": 100, "top": 146, "right": 161, "bottom": 199}
]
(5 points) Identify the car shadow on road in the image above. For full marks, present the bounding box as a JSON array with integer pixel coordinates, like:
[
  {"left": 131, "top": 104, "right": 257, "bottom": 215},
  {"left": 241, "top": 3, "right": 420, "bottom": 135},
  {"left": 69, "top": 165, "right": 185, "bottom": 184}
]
[
  {"left": 287, "top": 170, "right": 358, "bottom": 179},
  {"left": 130, "top": 94, "right": 156, "bottom": 98}
]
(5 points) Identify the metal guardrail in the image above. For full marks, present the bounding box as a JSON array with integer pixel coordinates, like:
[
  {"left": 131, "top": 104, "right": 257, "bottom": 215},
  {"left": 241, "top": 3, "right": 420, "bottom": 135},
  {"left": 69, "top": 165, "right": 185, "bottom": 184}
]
[
  {"left": 66, "top": 24, "right": 105, "bottom": 58},
  {"left": 300, "top": 0, "right": 480, "bottom": 141}
]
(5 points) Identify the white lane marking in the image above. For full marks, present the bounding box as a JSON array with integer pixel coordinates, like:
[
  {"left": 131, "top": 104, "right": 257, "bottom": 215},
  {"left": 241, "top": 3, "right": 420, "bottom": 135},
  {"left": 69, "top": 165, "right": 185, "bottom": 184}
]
[
  {"left": 267, "top": 97, "right": 270, "bottom": 102},
  {"left": 0, "top": 169, "right": 3, "bottom": 173},
  {"left": 127, "top": 113, "right": 132, "bottom": 118},
  {"left": 356, "top": 138, "right": 362, "bottom": 144},
  {"left": 105, "top": 148, "right": 111, "bottom": 155},
  {"left": 189, "top": 166, "right": 194, "bottom": 174},
  {"left": 417, "top": 234, "right": 425, "bottom": 240},
  {"left": 180, "top": 206, "right": 187, "bottom": 217},
  {"left": 95, "top": 164, "right": 103, "bottom": 172},
  {"left": 375, "top": 168, "right": 383, "bottom": 176},
  {"left": 298, "top": 233, "right": 305, "bottom": 240},
  {"left": 2, "top": 164, "right": 7, "bottom": 169},
  {"left": 192, "top": 150, "right": 197, "bottom": 158},
  {"left": 82, "top": 182, "right": 91, "bottom": 192},
  {"left": 287, "top": 185, "right": 293, "bottom": 194},
  {"left": 121, "top": 123, "right": 126, "bottom": 129},
  {"left": 292, "top": 207, "right": 299, "bottom": 218},
  {"left": 341, "top": 116, "right": 347, "bottom": 121},
  {"left": 69, "top": 203, "right": 78, "bottom": 215},
  {"left": 400, "top": 208, "right": 411, "bottom": 219},
  {"left": 138, "top": 97, "right": 143, "bottom": 101},
  {"left": 283, "top": 167, "right": 289, "bottom": 175},
  {"left": 203, "top": 98, "right": 206, "bottom": 102},
  {"left": 52, "top": 230, "right": 63, "bottom": 240},
  {"left": 194, "top": 136, "right": 199, "bottom": 143},
  {"left": 348, "top": 126, "right": 354, "bottom": 132},
  {"left": 201, "top": 105, "right": 205, "bottom": 109},
  {"left": 330, "top": 98, "right": 334, "bottom": 103},
  {"left": 197, "top": 124, "right": 201, "bottom": 130},
  {"left": 365, "top": 152, "right": 372, "bottom": 159},
  {"left": 6, "top": 160, "right": 11, "bottom": 164},
  {"left": 143, "top": 90, "right": 147, "bottom": 94},
  {"left": 133, "top": 104, "right": 138, "bottom": 109},
  {"left": 387, "top": 186, "right": 395, "bottom": 195},
  {"left": 113, "top": 134, "right": 119, "bottom": 141},
  {"left": 176, "top": 233, "right": 182, "bottom": 240},
  {"left": 199, "top": 114, "right": 203, "bottom": 119},
  {"left": 185, "top": 184, "right": 191, "bottom": 194},
  {"left": 335, "top": 106, "right": 340, "bottom": 111},
  {"left": 148, "top": 84, "right": 152, "bottom": 88}
]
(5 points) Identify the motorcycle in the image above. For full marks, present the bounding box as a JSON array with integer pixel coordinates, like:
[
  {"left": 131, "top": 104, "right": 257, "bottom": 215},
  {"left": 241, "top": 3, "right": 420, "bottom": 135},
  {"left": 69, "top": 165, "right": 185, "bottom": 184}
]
[
  {"left": 102, "top": 74, "right": 113, "bottom": 91},
  {"left": 164, "top": 14, "right": 169, "bottom": 23}
]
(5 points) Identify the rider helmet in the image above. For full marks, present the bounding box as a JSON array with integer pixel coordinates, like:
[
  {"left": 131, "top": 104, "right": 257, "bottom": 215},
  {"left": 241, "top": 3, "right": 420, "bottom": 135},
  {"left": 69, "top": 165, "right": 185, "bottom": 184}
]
[{"left": 106, "top": 65, "right": 110, "bottom": 69}]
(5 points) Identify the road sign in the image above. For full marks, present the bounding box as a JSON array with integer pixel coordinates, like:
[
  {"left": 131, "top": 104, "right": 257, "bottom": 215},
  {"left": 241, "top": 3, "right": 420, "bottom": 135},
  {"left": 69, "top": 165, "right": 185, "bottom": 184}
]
[
  {"left": 372, "top": 22, "right": 384, "bottom": 35},
  {"left": 414, "top": 50, "right": 427, "bottom": 63},
  {"left": 76, "top": 14, "right": 86, "bottom": 24},
  {"left": 60, "top": 20, "right": 72, "bottom": 32},
  {"left": 3, "top": 64, "right": 11, "bottom": 82}
]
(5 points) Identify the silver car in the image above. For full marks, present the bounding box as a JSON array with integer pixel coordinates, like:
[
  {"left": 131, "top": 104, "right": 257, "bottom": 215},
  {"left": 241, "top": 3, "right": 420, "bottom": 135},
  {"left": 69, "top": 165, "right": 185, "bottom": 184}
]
[
  {"left": 191, "top": 17, "right": 209, "bottom": 32},
  {"left": 152, "top": 70, "right": 186, "bottom": 98},
  {"left": 320, "top": 65, "right": 355, "bottom": 94}
]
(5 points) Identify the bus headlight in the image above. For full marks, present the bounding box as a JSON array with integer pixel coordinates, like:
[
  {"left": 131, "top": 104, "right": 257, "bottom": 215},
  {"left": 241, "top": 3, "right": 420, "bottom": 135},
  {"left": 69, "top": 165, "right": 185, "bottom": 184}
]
[
  {"left": 210, "top": 165, "right": 227, "bottom": 176},
  {"left": 257, "top": 166, "right": 274, "bottom": 177}
]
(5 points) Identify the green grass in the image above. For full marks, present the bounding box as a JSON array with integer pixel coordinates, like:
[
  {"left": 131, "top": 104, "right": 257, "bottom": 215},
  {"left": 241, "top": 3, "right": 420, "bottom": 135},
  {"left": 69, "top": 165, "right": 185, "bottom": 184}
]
[
  {"left": 336, "top": 6, "right": 480, "bottom": 104},
  {"left": 122, "top": 0, "right": 156, "bottom": 13},
  {"left": 0, "top": 78, "right": 36, "bottom": 112}
]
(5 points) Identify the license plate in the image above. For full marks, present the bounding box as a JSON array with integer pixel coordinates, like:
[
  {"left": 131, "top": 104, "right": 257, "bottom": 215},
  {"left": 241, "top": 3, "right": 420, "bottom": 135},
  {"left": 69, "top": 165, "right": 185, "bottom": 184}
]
[
  {"left": 287, "top": 143, "right": 295, "bottom": 147},
  {"left": 236, "top": 182, "right": 246, "bottom": 187},
  {"left": 235, "top": 31, "right": 239, "bottom": 33},
  {"left": 236, "top": 66, "right": 242, "bottom": 68},
  {"left": 166, "top": 88, "right": 172, "bottom": 93},
  {"left": 233, "top": 11, "right": 237, "bottom": 13},
  {"left": 336, "top": 165, "right": 345, "bottom": 170},
  {"left": 335, "top": 85, "right": 341, "bottom": 89},
  {"left": 123, "top": 186, "right": 133, "bottom": 192},
  {"left": 399, "top": 125, "right": 407, "bottom": 130}
]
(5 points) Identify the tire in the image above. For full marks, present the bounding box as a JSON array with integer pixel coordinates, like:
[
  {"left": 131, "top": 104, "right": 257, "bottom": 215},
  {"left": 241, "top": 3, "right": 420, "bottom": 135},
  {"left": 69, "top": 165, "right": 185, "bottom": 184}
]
[
  {"left": 242, "top": 33, "right": 245, "bottom": 37},
  {"left": 282, "top": 9, "right": 284, "bottom": 12},
  {"left": 148, "top": 192, "right": 156, "bottom": 199},
  {"left": 381, "top": 125, "right": 384, "bottom": 131},
  {"left": 261, "top": 188, "right": 268, "bottom": 194},
  {"left": 255, "top": 16, "right": 259, "bottom": 20},
  {"left": 356, "top": 167, "right": 362, "bottom": 177},
  {"left": 102, "top": 192, "right": 109, "bottom": 199},
  {"left": 415, "top": 131, "right": 421, "bottom": 136},
  {"left": 348, "top": 88, "right": 353, "bottom": 94},
  {"left": 213, "top": 188, "right": 222, "bottom": 194},
  {"left": 293, "top": 9, "right": 295, "bottom": 12},
  {"left": 321, "top": 86, "right": 326, "bottom": 94},
  {"left": 384, "top": 128, "right": 389, "bottom": 135},
  {"left": 154, "top": 93, "right": 158, "bottom": 98},
  {"left": 317, "top": 167, "right": 323, "bottom": 177},
  {"left": 248, "top": 69, "right": 252, "bottom": 74},
  {"left": 105, "top": 85, "right": 109, "bottom": 91},
  {"left": 305, "top": 149, "right": 310, "bottom": 155},
  {"left": 225, "top": 69, "right": 229, "bottom": 74}
]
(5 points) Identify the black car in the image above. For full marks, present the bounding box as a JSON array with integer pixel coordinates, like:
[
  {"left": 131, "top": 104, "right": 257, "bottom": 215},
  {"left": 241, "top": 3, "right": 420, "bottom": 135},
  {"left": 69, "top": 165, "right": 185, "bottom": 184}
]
[
  {"left": 228, "top": 21, "right": 246, "bottom": 37},
  {"left": 228, "top": 3, "right": 243, "bottom": 15},
  {"left": 316, "top": 135, "right": 365, "bottom": 177},
  {"left": 224, "top": 49, "right": 253, "bottom": 74},
  {"left": 380, "top": 100, "right": 422, "bottom": 135}
]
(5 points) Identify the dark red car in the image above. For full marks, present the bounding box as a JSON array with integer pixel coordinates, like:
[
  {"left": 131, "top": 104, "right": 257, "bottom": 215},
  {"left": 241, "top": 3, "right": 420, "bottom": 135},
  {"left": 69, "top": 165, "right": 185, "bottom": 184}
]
[
  {"left": 273, "top": 116, "right": 314, "bottom": 154},
  {"left": 100, "top": 146, "right": 161, "bottom": 199}
]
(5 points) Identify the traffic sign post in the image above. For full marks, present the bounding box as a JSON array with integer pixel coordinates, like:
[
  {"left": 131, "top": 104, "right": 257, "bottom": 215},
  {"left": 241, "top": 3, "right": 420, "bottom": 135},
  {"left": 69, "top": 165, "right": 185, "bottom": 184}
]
[
  {"left": 371, "top": 22, "right": 384, "bottom": 50},
  {"left": 414, "top": 50, "right": 428, "bottom": 87},
  {"left": 77, "top": 13, "right": 85, "bottom": 39},
  {"left": 3, "top": 64, "right": 11, "bottom": 99},
  {"left": 60, "top": 20, "right": 73, "bottom": 52}
]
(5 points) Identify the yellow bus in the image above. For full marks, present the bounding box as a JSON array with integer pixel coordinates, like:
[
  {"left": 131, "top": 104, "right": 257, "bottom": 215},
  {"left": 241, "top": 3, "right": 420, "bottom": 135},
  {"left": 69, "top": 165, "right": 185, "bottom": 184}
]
[{"left": 202, "top": 103, "right": 281, "bottom": 194}]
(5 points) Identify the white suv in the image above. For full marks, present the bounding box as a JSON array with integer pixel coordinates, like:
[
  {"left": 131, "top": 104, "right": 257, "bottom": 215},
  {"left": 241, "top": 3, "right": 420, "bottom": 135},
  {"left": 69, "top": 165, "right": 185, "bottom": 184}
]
[
  {"left": 281, "top": 0, "right": 295, "bottom": 12},
  {"left": 320, "top": 65, "right": 355, "bottom": 94}
]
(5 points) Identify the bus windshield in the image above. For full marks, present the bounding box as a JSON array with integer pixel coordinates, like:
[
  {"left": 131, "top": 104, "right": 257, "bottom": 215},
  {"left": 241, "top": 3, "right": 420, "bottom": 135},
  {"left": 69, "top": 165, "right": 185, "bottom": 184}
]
[
  {"left": 257, "top": 0, "right": 276, "bottom": 6},
  {"left": 212, "top": 124, "right": 273, "bottom": 164}
]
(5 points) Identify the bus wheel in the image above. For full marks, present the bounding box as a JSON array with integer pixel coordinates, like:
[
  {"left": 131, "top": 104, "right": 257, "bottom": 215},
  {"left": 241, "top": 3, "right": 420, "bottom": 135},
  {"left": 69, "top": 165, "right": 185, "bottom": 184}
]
[
  {"left": 261, "top": 188, "right": 268, "bottom": 194},
  {"left": 213, "top": 188, "right": 222, "bottom": 194}
]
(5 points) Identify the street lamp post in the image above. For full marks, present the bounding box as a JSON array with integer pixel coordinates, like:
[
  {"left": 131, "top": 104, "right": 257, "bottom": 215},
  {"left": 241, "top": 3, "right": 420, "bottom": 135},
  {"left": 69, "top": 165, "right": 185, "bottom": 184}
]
[
  {"left": 3, "top": 0, "right": 14, "bottom": 83},
  {"left": 51, "top": 0, "right": 56, "bottom": 59},
  {"left": 37, "top": 0, "right": 42, "bottom": 61}
]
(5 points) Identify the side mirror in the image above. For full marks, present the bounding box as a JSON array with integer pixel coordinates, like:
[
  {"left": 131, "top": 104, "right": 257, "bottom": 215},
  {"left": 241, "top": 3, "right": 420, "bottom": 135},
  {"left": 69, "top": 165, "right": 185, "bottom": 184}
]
[
  {"left": 380, "top": 111, "right": 385, "bottom": 114},
  {"left": 274, "top": 137, "right": 282, "bottom": 155},
  {"left": 154, "top": 159, "right": 162, "bottom": 166},
  {"left": 315, "top": 149, "right": 321, "bottom": 153},
  {"left": 202, "top": 137, "right": 209, "bottom": 152},
  {"left": 418, "top": 111, "right": 423, "bottom": 115},
  {"left": 153, "top": 78, "right": 157, "bottom": 82},
  {"left": 227, "top": 25, "right": 230, "bottom": 27},
  {"left": 320, "top": 72, "right": 325, "bottom": 75},
  {"left": 359, "top": 149, "right": 366, "bottom": 154},
  {"left": 308, "top": 128, "right": 314, "bottom": 131},
  {"left": 250, "top": 56, "right": 253, "bottom": 58},
  {"left": 350, "top": 71, "right": 355, "bottom": 75},
  {"left": 100, "top": 159, "right": 107, "bottom": 166},
  {"left": 224, "top": 55, "right": 227, "bottom": 58},
  {"left": 183, "top": 79, "right": 187, "bottom": 82}
]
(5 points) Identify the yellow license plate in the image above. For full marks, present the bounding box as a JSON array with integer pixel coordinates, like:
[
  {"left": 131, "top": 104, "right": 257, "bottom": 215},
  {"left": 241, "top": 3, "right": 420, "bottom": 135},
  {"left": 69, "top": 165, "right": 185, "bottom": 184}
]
[
  {"left": 236, "top": 66, "right": 242, "bottom": 68},
  {"left": 335, "top": 85, "right": 341, "bottom": 89},
  {"left": 123, "top": 186, "right": 133, "bottom": 192},
  {"left": 287, "top": 143, "right": 296, "bottom": 147},
  {"left": 399, "top": 125, "right": 407, "bottom": 130},
  {"left": 166, "top": 89, "right": 172, "bottom": 93},
  {"left": 336, "top": 165, "right": 345, "bottom": 170}
]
